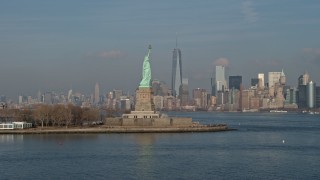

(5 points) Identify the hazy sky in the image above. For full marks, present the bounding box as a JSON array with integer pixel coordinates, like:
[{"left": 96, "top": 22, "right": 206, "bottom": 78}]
[{"left": 1, "top": 0, "right": 320, "bottom": 100}]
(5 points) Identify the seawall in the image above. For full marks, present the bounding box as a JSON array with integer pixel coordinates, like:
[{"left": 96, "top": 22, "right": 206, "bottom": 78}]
[{"left": 0, "top": 125, "right": 233, "bottom": 134}]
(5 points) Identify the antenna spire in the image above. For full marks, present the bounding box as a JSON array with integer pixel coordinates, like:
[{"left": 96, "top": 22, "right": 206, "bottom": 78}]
[{"left": 175, "top": 33, "right": 178, "bottom": 48}]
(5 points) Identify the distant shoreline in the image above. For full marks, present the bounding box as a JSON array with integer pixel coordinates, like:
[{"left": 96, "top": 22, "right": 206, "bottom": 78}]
[{"left": 0, "top": 125, "right": 233, "bottom": 134}]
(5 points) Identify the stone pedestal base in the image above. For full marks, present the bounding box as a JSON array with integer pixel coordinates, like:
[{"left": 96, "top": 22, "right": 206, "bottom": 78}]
[
  {"left": 122, "top": 111, "right": 160, "bottom": 119},
  {"left": 108, "top": 116, "right": 193, "bottom": 127},
  {"left": 135, "top": 87, "right": 155, "bottom": 111}
]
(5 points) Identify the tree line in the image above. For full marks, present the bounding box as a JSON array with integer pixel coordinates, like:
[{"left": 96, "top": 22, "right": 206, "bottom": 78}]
[{"left": 0, "top": 104, "right": 101, "bottom": 128}]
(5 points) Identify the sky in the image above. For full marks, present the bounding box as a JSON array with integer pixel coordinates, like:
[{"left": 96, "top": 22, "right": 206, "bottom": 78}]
[{"left": 1, "top": 0, "right": 320, "bottom": 100}]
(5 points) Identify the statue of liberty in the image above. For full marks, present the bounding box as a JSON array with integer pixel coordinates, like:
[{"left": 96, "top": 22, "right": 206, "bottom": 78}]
[{"left": 139, "top": 45, "right": 152, "bottom": 87}]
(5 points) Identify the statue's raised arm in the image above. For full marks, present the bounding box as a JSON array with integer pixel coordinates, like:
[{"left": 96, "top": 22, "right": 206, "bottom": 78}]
[{"left": 147, "top": 45, "right": 152, "bottom": 57}]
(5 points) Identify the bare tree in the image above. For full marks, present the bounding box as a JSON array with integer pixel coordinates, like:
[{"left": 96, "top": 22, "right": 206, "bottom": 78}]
[
  {"left": 33, "top": 104, "right": 53, "bottom": 127},
  {"left": 65, "top": 104, "right": 73, "bottom": 128},
  {"left": 16, "top": 109, "right": 33, "bottom": 123},
  {"left": 0, "top": 108, "right": 10, "bottom": 123},
  {"left": 82, "top": 107, "right": 99, "bottom": 126},
  {"left": 51, "top": 104, "right": 66, "bottom": 127},
  {"left": 69, "top": 104, "right": 83, "bottom": 126},
  {"left": 34, "top": 104, "right": 101, "bottom": 128},
  {"left": 90, "top": 108, "right": 99, "bottom": 125},
  {"left": 33, "top": 106, "right": 45, "bottom": 128},
  {"left": 44, "top": 105, "right": 52, "bottom": 127}
]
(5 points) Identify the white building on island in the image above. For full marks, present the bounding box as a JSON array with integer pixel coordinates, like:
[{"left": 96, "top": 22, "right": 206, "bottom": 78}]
[{"left": 0, "top": 122, "right": 32, "bottom": 130}]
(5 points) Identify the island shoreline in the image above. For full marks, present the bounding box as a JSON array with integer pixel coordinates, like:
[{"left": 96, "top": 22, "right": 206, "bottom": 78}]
[{"left": 0, "top": 125, "right": 235, "bottom": 134}]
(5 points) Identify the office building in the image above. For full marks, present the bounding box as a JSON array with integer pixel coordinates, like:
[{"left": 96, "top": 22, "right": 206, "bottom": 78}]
[
  {"left": 298, "top": 72, "right": 310, "bottom": 85},
  {"left": 268, "top": 71, "right": 282, "bottom": 96},
  {"left": 316, "top": 86, "right": 320, "bottom": 108},
  {"left": 307, "top": 81, "right": 316, "bottom": 108},
  {"left": 44, "top": 92, "right": 53, "bottom": 104},
  {"left": 213, "top": 66, "right": 227, "bottom": 96},
  {"left": 94, "top": 83, "right": 100, "bottom": 104},
  {"left": 280, "top": 69, "right": 286, "bottom": 85},
  {"left": 153, "top": 95, "right": 164, "bottom": 110},
  {"left": 120, "top": 98, "right": 131, "bottom": 111},
  {"left": 179, "top": 78, "right": 189, "bottom": 106},
  {"left": 298, "top": 85, "right": 307, "bottom": 108},
  {"left": 0, "top": 95, "right": 6, "bottom": 103},
  {"left": 229, "top": 76, "right": 242, "bottom": 90},
  {"left": 67, "top": 89, "right": 73, "bottom": 103},
  {"left": 226, "top": 89, "right": 240, "bottom": 111},
  {"left": 152, "top": 80, "right": 161, "bottom": 96},
  {"left": 240, "top": 89, "right": 255, "bottom": 110},
  {"left": 18, "top": 95, "right": 24, "bottom": 105},
  {"left": 172, "top": 43, "right": 182, "bottom": 98},
  {"left": 297, "top": 72, "right": 311, "bottom": 108},
  {"left": 152, "top": 80, "right": 170, "bottom": 96},
  {"left": 217, "top": 91, "right": 228, "bottom": 106},
  {"left": 251, "top": 78, "right": 259, "bottom": 87},
  {"left": 258, "top": 73, "right": 265, "bottom": 89},
  {"left": 284, "top": 88, "right": 298, "bottom": 108},
  {"left": 113, "top": 89, "right": 123, "bottom": 100},
  {"left": 193, "top": 88, "right": 208, "bottom": 109},
  {"left": 211, "top": 77, "right": 216, "bottom": 96},
  {"left": 268, "top": 72, "right": 281, "bottom": 88},
  {"left": 241, "top": 90, "right": 250, "bottom": 110},
  {"left": 163, "top": 95, "right": 175, "bottom": 111}
]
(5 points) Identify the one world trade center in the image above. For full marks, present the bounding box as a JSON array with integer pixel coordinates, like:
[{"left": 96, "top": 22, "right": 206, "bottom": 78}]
[{"left": 172, "top": 42, "right": 182, "bottom": 98}]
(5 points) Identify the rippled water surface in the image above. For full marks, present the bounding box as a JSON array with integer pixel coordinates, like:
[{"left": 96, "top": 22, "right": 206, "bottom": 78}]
[{"left": 1, "top": 112, "right": 320, "bottom": 179}]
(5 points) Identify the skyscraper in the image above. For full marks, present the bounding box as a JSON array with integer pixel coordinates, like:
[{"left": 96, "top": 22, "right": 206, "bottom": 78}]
[
  {"left": 179, "top": 78, "right": 189, "bottom": 106},
  {"left": 211, "top": 77, "right": 216, "bottom": 96},
  {"left": 258, "top": 73, "right": 265, "bottom": 89},
  {"left": 214, "top": 66, "right": 227, "bottom": 95},
  {"left": 193, "top": 88, "right": 207, "bottom": 109},
  {"left": 171, "top": 41, "right": 182, "bottom": 98},
  {"left": 251, "top": 78, "right": 259, "bottom": 87},
  {"left": 298, "top": 84, "right": 307, "bottom": 108},
  {"left": 44, "top": 92, "right": 53, "bottom": 104},
  {"left": 152, "top": 79, "right": 161, "bottom": 96},
  {"left": 268, "top": 71, "right": 282, "bottom": 96},
  {"left": 285, "top": 88, "right": 297, "bottom": 105},
  {"left": 68, "top": 89, "right": 73, "bottom": 103},
  {"left": 94, "top": 83, "right": 100, "bottom": 104},
  {"left": 298, "top": 72, "right": 310, "bottom": 85},
  {"left": 268, "top": 72, "right": 281, "bottom": 88},
  {"left": 229, "top": 76, "right": 242, "bottom": 90},
  {"left": 280, "top": 69, "right": 286, "bottom": 85},
  {"left": 316, "top": 86, "right": 320, "bottom": 108},
  {"left": 307, "top": 81, "right": 316, "bottom": 108},
  {"left": 298, "top": 72, "right": 310, "bottom": 108}
]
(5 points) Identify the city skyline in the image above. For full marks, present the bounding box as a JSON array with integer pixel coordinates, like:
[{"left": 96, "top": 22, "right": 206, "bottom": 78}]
[{"left": 1, "top": 0, "right": 320, "bottom": 99}]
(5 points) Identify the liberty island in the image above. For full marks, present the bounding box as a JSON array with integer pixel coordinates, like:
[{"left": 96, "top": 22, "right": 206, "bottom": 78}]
[{"left": 0, "top": 45, "right": 230, "bottom": 134}]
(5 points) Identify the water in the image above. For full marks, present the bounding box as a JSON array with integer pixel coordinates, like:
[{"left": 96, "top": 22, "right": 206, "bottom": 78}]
[{"left": 1, "top": 112, "right": 320, "bottom": 179}]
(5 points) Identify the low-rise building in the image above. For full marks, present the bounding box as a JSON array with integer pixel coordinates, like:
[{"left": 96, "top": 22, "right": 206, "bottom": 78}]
[{"left": 0, "top": 122, "right": 32, "bottom": 130}]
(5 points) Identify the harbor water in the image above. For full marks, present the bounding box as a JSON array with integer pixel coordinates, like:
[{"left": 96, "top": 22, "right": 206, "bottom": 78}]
[{"left": 1, "top": 112, "right": 319, "bottom": 179}]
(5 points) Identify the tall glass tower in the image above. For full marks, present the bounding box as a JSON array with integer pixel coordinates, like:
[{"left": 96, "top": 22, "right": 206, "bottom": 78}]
[
  {"left": 172, "top": 43, "right": 182, "bottom": 98},
  {"left": 94, "top": 82, "right": 100, "bottom": 104},
  {"left": 229, "top": 76, "right": 242, "bottom": 90},
  {"left": 307, "top": 81, "right": 316, "bottom": 108},
  {"left": 214, "top": 65, "right": 226, "bottom": 95}
]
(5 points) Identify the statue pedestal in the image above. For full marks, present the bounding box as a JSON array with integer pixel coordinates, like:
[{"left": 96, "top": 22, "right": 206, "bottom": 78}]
[
  {"left": 122, "top": 87, "right": 159, "bottom": 119},
  {"left": 135, "top": 87, "right": 155, "bottom": 111}
]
